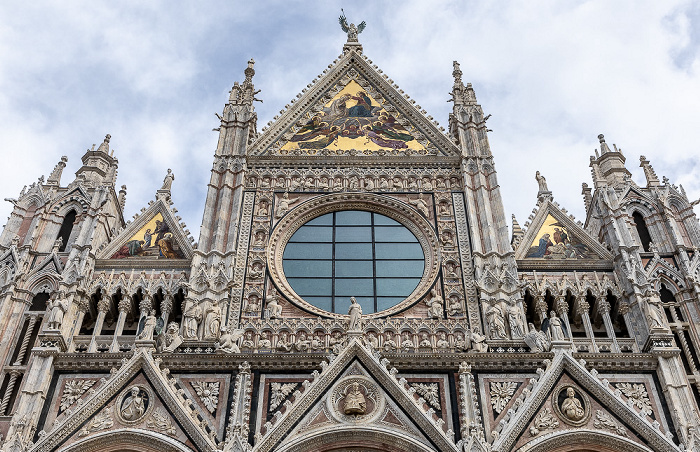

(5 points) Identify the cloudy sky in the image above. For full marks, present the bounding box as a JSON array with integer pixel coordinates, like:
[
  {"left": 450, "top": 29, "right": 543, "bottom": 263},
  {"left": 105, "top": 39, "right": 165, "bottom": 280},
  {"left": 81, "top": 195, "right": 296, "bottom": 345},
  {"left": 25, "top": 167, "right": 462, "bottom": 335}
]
[{"left": 1, "top": 1, "right": 699, "bottom": 244}]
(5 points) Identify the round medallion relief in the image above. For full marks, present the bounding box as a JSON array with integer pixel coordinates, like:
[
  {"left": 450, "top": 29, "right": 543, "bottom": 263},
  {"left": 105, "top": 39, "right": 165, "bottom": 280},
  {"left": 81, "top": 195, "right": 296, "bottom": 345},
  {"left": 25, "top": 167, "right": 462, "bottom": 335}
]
[
  {"left": 552, "top": 385, "right": 590, "bottom": 426},
  {"left": 327, "top": 376, "right": 385, "bottom": 424},
  {"left": 115, "top": 385, "right": 153, "bottom": 424}
]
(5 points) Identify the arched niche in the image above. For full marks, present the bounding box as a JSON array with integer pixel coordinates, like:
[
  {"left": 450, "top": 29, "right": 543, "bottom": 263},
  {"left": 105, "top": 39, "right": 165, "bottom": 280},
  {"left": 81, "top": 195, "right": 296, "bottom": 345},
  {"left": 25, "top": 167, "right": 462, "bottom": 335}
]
[
  {"left": 275, "top": 427, "right": 437, "bottom": 452},
  {"left": 57, "top": 429, "right": 194, "bottom": 452},
  {"left": 516, "top": 429, "right": 653, "bottom": 452}
]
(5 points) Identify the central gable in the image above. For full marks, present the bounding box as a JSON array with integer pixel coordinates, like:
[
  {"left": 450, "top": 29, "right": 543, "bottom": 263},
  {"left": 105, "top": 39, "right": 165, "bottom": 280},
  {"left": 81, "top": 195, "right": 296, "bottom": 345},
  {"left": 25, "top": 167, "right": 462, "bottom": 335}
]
[{"left": 249, "top": 50, "right": 460, "bottom": 158}]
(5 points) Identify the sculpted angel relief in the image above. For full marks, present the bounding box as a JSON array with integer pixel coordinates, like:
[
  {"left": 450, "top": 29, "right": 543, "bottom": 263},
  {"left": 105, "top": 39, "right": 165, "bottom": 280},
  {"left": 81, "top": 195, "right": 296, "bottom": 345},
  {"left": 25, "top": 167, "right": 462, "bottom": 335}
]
[{"left": 280, "top": 80, "right": 425, "bottom": 152}]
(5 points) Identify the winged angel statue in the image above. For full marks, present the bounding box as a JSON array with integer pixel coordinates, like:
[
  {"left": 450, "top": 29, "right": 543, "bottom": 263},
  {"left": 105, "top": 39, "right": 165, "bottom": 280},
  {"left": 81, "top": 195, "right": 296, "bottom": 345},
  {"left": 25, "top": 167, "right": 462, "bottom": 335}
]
[{"left": 339, "top": 9, "right": 366, "bottom": 42}]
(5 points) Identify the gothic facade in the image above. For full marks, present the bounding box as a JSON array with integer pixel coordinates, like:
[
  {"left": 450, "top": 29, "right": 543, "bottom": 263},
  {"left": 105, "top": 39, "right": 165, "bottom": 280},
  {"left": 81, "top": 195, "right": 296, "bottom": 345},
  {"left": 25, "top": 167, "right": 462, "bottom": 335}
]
[{"left": 0, "top": 31, "right": 699, "bottom": 452}]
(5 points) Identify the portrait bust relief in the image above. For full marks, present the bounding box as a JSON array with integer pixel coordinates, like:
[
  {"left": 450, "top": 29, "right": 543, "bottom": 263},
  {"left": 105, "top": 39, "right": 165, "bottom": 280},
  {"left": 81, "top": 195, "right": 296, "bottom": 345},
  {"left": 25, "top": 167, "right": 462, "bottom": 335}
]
[
  {"left": 116, "top": 385, "right": 153, "bottom": 424},
  {"left": 552, "top": 385, "right": 590, "bottom": 426}
]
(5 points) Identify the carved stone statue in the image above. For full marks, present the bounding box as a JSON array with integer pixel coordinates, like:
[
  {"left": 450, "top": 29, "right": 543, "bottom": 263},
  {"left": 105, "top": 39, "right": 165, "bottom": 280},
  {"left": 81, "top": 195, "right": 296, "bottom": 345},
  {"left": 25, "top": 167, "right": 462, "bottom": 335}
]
[
  {"left": 343, "top": 382, "right": 366, "bottom": 415},
  {"left": 46, "top": 291, "right": 69, "bottom": 330},
  {"left": 161, "top": 169, "right": 175, "bottom": 190},
  {"left": 546, "top": 310, "right": 566, "bottom": 341},
  {"left": 447, "top": 295, "right": 463, "bottom": 316},
  {"left": 216, "top": 326, "right": 244, "bottom": 354},
  {"left": 425, "top": 289, "right": 444, "bottom": 319},
  {"left": 138, "top": 310, "right": 157, "bottom": 341},
  {"left": 183, "top": 303, "right": 202, "bottom": 339},
  {"left": 266, "top": 294, "right": 282, "bottom": 319},
  {"left": 524, "top": 323, "right": 551, "bottom": 353},
  {"left": 645, "top": 297, "right": 667, "bottom": 330},
  {"left": 203, "top": 302, "right": 222, "bottom": 340},
  {"left": 347, "top": 297, "right": 362, "bottom": 332},
  {"left": 365, "top": 331, "right": 379, "bottom": 349},
  {"left": 409, "top": 194, "right": 430, "bottom": 217},
  {"left": 536, "top": 171, "right": 548, "bottom": 192},
  {"left": 561, "top": 387, "right": 585, "bottom": 421},
  {"left": 436, "top": 332, "right": 449, "bottom": 349},
  {"left": 507, "top": 304, "right": 526, "bottom": 339},
  {"left": 275, "top": 191, "right": 299, "bottom": 219},
  {"left": 159, "top": 322, "right": 183, "bottom": 353},
  {"left": 470, "top": 330, "right": 488, "bottom": 353},
  {"left": 486, "top": 303, "right": 507, "bottom": 339},
  {"left": 121, "top": 387, "right": 146, "bottom": 421}
]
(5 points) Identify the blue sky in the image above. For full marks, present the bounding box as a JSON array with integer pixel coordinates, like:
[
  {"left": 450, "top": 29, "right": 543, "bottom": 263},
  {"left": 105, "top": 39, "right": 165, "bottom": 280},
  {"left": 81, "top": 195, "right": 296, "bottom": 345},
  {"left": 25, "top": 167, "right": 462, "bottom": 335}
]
[{"left": 1, "top": 1, "right": 699, "bottom": 244}]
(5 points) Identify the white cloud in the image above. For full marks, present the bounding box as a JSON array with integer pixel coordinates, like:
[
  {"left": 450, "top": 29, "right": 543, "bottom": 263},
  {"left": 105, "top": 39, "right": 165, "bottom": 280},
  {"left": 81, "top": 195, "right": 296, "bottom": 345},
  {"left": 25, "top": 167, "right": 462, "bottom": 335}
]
[{"left": 0, "top": 1, "right": 698, "bottom": 246}]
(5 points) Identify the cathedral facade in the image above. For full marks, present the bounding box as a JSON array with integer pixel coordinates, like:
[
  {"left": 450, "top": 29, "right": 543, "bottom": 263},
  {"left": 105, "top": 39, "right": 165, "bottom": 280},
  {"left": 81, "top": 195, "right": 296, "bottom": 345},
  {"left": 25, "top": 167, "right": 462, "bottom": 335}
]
[{"left": 0, "top": 29, "right": 698, "bottom": 452}]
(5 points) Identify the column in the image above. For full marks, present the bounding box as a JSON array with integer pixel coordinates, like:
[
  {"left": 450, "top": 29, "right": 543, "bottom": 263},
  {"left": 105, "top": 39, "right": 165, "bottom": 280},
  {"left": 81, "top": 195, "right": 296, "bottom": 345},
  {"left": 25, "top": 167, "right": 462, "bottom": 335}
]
[
  {"left": 67, "top": 296, "right": 89, "bottom": 353},
  {"left": 160, "top": 292, "right": 173, "bottom": 325},
  {"left": 555, "top": 295, "right": 572, "bottom": 337},
  {"left": 11, "top": 315, "right": 38, "bottom": 366},
  {"left": 87, "top": 293, "right": 111, "bottom": 353},
  {"left": 575, "top": 296, "right": 598, "bottom": 353},
  {"left": 109, "top": 294, "right": 132, "bottom": 352},
  {"left": 596, "top": 296, "right": 620, "bottom": 353}
]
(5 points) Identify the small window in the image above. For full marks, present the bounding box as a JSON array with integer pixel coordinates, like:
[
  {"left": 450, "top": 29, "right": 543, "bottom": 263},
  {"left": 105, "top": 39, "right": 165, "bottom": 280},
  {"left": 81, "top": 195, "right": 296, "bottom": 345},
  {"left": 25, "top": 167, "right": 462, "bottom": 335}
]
[
  {"left": 56, "top": 210, "right": 77, "bottom": 252},
  {"left": 633, "top": 211, "right": 652, "bottom": 252}
]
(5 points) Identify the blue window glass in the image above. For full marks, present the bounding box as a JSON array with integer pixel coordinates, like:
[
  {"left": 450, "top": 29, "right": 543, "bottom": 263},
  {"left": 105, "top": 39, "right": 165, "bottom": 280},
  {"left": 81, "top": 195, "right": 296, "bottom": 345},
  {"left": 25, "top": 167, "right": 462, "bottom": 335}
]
[{"left": 283, "top": 211, "right": 425, "bottom": 314}]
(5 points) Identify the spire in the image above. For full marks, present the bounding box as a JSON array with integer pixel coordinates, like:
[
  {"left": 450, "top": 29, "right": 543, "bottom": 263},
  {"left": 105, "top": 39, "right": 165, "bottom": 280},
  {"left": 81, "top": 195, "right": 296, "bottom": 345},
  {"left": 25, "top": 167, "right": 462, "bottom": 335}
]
[
  {"left": 450, "top": 61, "right": 477, "bottom": 107},
  {"left": 582, "top": 182, "right": 593, "bottom": 214},
  {"left": 511, "top": 214, "right": 524, "bottom": 248},
  {"left": 46, "top": 156, "right": 68, "bottom": 185},
  {"left": 228, "top": 59, "right": 260, "bottom": 107},
  {"left": 118, "top": 185, "right": 127, "bottom": 211},
  {"left": 75, "top": 133, "right": 119, "bottom": 186},
  {"left": 639, "top": 155, "right": 660, "bottom": 187},
  {"left": 590, "top": 133, "right": 631, "bottom": 186}
]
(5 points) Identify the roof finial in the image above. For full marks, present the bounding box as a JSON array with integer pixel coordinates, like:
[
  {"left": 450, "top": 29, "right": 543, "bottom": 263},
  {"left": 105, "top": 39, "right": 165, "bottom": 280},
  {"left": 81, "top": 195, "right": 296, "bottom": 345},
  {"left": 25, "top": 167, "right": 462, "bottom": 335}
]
[{"left": 339, "top": 9, "right": 365, "bottom": 52}]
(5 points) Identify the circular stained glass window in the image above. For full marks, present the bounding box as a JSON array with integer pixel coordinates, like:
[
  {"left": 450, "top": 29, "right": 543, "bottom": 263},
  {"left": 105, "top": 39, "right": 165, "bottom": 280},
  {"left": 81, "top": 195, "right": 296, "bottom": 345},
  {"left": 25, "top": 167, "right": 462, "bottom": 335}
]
[{"left": 282, "top": 210, "right": 425, "bottom": 315}]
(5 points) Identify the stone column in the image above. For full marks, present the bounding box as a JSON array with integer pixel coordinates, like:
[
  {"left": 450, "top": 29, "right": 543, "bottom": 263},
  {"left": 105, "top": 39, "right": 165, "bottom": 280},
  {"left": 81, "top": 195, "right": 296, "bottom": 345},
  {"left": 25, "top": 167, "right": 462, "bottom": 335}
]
[
  {"left": 136, "top": 292, "right": 153, "bottom": 337},
  {"left": 596, "top": 296, "right": 620, "bottom": 353},
  {"left": 67, "top": 296, "right": 89, "bottom": 353},
  {"left": 534, "top": 295, "right": 548, "bottom": 325},
  {"left": 161, "top": 292, "right": 173, "bottom": 324},
  {"left": 555, "top": 295, "right": 572, "bottom": 337},
  {"left": 0, "top": 370, "right": 22, "bottom": 415},
  {"left": 109, "top": 294, "right": 132, "bottom": 352},
  {"left": 87, "top": 293, "right": 111, "bottom": 353},
  {"left": 11, "top": 315, "right": 38, "bottom": 366},
  {"left": 575, "top": 296, "right": 598, "bottom": 353}
]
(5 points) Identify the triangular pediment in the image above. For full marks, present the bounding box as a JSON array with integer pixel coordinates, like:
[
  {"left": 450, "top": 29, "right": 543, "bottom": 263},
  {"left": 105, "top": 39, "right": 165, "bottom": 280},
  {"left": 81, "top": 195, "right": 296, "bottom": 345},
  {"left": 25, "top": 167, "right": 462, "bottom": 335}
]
[
  {"left": 255, "top": 339, "right": 457, "bottom": 452},
  {"left": 249, "top": 49, "right": 460, "bottom": 158},
  {"left": 516, "top": 201, "right": 613, "bottom": 268},
  {"left": 97, "top": 198, "right": 193, "bottom": 261},
  {"left": 491, "top": 351, "right": 679, "bottom": 452},
  {"left": 29, "top": 348, "right": 217, "bottom": 452}
]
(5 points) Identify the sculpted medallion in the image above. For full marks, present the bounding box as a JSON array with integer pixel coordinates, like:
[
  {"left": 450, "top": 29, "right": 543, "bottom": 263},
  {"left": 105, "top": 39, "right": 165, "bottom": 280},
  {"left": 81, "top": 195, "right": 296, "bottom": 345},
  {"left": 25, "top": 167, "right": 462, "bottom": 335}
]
[
  {"left": 328, "top": 376, "right": 384, "bottom": 424},
  {"left": 552, "top": 385, "right": 590, "bottom": 426},
  {"left": 116, "top": 385, "right": 153, "bottom": 424}
]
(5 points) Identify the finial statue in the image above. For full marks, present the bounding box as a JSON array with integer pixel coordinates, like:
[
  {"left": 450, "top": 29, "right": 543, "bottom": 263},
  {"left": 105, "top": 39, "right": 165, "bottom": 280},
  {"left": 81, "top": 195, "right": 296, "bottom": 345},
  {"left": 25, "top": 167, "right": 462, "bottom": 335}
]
[
  {"left": 161, "top": 169, "right": 175, "bottom": 190},
  {"left": 535, "top": 171, "right": 548, "bottom": 193},
  {"left": 339, "top": 9, "right": 366, "bottom": 42}
]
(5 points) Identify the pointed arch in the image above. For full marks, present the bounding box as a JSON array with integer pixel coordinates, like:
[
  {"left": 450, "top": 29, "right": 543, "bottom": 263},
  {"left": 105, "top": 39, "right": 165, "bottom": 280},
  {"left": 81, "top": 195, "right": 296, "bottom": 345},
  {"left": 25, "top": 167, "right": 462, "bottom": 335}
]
[
  {"left": 632, "top": 211, "right": 652, "bottom": 252},
  {"left": 56, "top": 209, "right": 77, "bottom": 252},
  {"left": 57, "top": 429, "right": 195, "bottom": 452}
]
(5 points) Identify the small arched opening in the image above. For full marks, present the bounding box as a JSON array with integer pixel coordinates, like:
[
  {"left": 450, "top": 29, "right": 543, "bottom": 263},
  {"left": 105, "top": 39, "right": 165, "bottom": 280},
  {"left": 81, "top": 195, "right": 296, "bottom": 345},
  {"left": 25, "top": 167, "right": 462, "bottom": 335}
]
[{"left": 56, "top": 209, "right": 77, "bottom": 252}]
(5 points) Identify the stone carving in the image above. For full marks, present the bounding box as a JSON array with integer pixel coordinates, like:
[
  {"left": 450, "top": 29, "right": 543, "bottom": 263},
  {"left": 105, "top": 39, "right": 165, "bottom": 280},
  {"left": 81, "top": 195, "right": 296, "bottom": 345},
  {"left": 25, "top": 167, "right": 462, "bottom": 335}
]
[
  {"left": 529, "top": 407, "right": 559, "bottom": 436},
  {"left": 471, "top": 330, "right": 488, "bottom": 352},
  {"left": 217, "top": 326, "right": 244, "bottom": 353},
  {"left": 365, "top": 331, "right": 379, "bottom": 348},
  {"left": 137, "top": 311, "right": 157, "bottom": 341},
  {"left": 615, "top": 382, "right": 653, "bottom": 416},
  {"left": 158, "top": 322, "right": 183, "bottom": 353},
  {"left": 486, "top": 303, "right": 507, "bottom": 339},
  {"left": 343, "top": 382, "right": 367, "bottom": 415},
  {"left": 490, "top": 381, "right": 518, "bottom": 414},
  {"left": 277, "top": 331, "right": 293, "bottom": 352},
  {"left": 425, "top": 289, "right": 444, "bottom": 319},
  {"left": 147, "top": 407, "right": 176, "bottom": 435},
  {"left": 249, "top": 261, "right": 264, "bottom": 279},
  {"left": 347, "top": 296, "right": 362, "bottom": 332},
  {"left": 524, "top": 323, "right": 551, "bottom": 352},
  {"left": 275, "top": 191, "right": 299, "bottom": 219},
  {"left": 119, "top": 386, "right": 149, "bottom": 422},
  {"left": 60, "top": 379, "right": 96, "bottom": 412},
  {"left": 78, "top": 409, "right": 113, "bottom": 437},
  {"left": 411, "top": 382, "right": 441, "bottom": 410},
  {"left": 269, "top": 382, "right": 297, "bottom": 411},
  {"left": 161, "top": 169, "right": 174, "bottom": 190},
  {"left": 645, "top": 297, "right": 667, "bottom": 330},
  {"left": 203, "top": 302, "right": 222, "bottom": 340},
  {"left": 560, "top": 387, "right": 585, "bottom": 421},
  {"left": 419, "top": 332, "right": 432, "bottom": 348},
  {"left": 535, "top": 171, "right": 548, "bottom": 193},
  {"left": 545, "top": 310, "right": 567, "bottom": 341},
  {"left": 593, "top": 410, "right": 627, "bottom": 436},
  {"left": 46, "top": 291, "right": 69, "bottom": 330},
  {"left": 506, "top": 304, "right": 525, "bottom": 339},
  {"left": 294, "top": 331, "right": 310, "bottom": 351},
  {"left": 183, "top": 303, "right": 202, "bottom": 339},
  {"left": 339, "top": 10, "right": 366, "bottom": 42},
  {"left": 191, "top": 381, "right": 220, "bottom": 414},
  {"left": 409, "top": 194, "right": 430, "bottom": 217},
  {"left": 436, "top": 332, "right": 449, "bottom": 349},
  {"left": 258, "top": 331, "right": 272, "bottom": 348}
]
